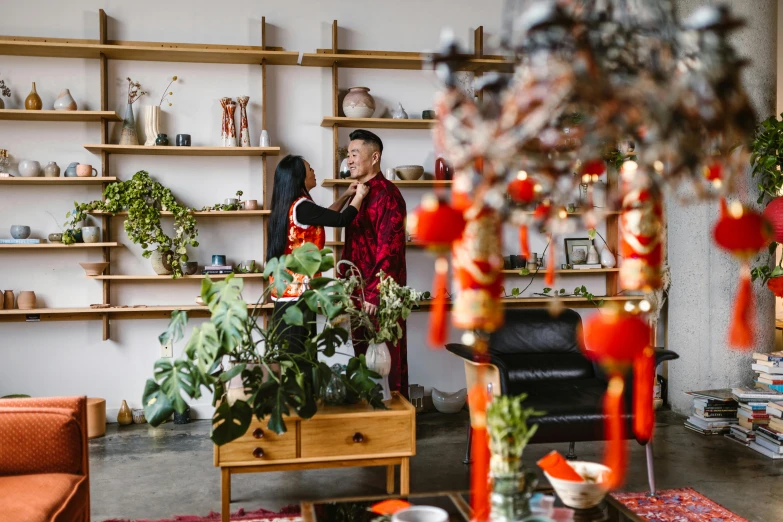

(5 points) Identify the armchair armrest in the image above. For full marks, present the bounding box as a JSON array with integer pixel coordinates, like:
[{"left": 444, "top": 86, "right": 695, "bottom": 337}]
[
  {"left": 654, "top": 348, "right": 679, "bottom": 366},
  {"left": 446, "top": 343, "right": 510, "bottom": 393}
]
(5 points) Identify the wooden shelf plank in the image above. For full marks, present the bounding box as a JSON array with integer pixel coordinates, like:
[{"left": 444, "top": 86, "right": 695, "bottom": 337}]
[
  {"left": 0, "top": 38, "right": 299, "bottom": 65},
  {"left": 0, "top": 303, "right": 270, "bottom": 322},
  {"left": 502, "top": 268, "right": 620, "bottom": 275},
  {"left": 301, "top": 51, "right": 513, "bottom": 72},
  {"left": 87, "top": 273, "right": 265, "bottom": 281},
  {"left": 0, "top": 176, "right": 118, "bottom": 185},
  {"left": 326, "top": 241, "right": 425, "bottom": 248},
  {"left": 0, "top": 242, "right": 121, "bottom": 249},
  {"left": 322, "top": 179, "right": 451, "bottom": 188},
  {"left": 0, "top": 109, "right": 121, "bottom": 122},
  {"left": 414, "top": 295, "right": 643, "bottom": 310},
  {"left": 321, "top": 117, "right": 435, "bottom": 130},
  {"left": 83, "top": 144, "right": 280, "bottom": 156},
  {"left": 89, "top": 210, "right": 269, "bottom": 217}
]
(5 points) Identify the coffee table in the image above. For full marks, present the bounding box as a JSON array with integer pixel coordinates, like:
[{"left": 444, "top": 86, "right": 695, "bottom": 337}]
[{"left": 300, "top": 489, "right": 646, "bottom": 522}]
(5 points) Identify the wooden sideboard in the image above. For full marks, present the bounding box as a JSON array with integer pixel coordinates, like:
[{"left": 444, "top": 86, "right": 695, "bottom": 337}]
[{"left": 214, "top": 392, "right": 416, "bottom": 522}]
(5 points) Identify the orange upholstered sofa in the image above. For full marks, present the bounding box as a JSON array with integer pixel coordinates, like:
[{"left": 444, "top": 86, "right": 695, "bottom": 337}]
[{"left": 0, "top": 396, "right": 90, "bottom": 522}]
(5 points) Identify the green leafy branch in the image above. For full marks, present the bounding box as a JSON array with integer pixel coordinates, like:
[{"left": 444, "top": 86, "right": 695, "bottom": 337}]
[{"left": 201, "top": 190, "right": 244, "bottom": 212}]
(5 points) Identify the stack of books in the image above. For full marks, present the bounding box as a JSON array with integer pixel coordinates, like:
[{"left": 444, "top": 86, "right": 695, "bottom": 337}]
[
  {"left": 750, "top": 405, "right": 783, "bottom": 459},
  {"left": 731, "top": 387, "right": 783, "bottom": 459},
  {"left": 572, "top": 263, "right": 602, "bottom": 270},
  {"left": 737, "top": 402, "right": 770, "bottom": 430},
  {"left": 752, "top": 351, "right": 783, "bottom": 392},
  {"left": 202, "top": 264, "right": 234, "bottom": 275},
  {"left": 726, "top": 424, "right": 755, "bottom": 446},
  {"left": 684, "top": 389, "right": 739, "bottom": 435}
]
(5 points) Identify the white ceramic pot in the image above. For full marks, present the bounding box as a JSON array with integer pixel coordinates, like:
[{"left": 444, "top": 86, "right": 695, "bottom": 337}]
[
  {"left": 366, "top": 342, "right": 392, "bottom": 401},
  {"left": 81, "top": 226, "right": 101, "bottom": 243},
  {"left": 343, "top": 87, "right": 375, "bottom": 118},
  {"left": 18, "top": 160, "right": 41, "bottom": 177},
  {"left": 392, "top": 102, "right": 408, "bottom": 119},
  {"left": 544, "top": 461, "right": 611, "bottom": 509},
  {"left": 392, "top": 506, "right": 449, "bottom": 522},
  {"left": 600, "top": 247, "right": 617, "bottom": 268},
  {"left": 53, "top": 89, "right": 77, "bottom": 110},
  {"left": 150, "top": 250, "right": 173, "bottom": 275},
  {"left": 431, "top": 388, "right": 467, "bottom": 413}
]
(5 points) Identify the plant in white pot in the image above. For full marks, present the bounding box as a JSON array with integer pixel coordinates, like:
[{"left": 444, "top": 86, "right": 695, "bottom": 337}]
[{"left": 342, "top": 264, "right": 422, "bottom": 401}]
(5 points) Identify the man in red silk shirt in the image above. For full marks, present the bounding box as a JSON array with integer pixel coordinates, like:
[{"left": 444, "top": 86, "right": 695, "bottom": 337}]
[{"left": 342, "top": 129, "right": 409, "bottom": 396}]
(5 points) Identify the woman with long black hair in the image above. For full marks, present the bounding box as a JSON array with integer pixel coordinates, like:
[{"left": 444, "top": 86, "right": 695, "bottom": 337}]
[{"left": 267, "top": 154, "right": 368, "bottom": 352}]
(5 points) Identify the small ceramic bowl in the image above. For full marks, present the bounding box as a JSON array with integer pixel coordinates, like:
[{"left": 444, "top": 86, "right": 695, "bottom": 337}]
[
  {"left": 392, "top": 506, "right": 449, "bottom": 522},
  {"left": 224, "top": 198, "right": 238, "bottom": 206},
  {"left": 79, "top": 262, "right": 109, "bottom": 276},
  {"left": 10, "top": 225, "right": 31, "bottom": 239},
  {"left": 421, "top": 110, "right": 436, "bottom": 120},
  {"left": 243, "top": 200, "right": 260, "bottom": 210},
  {"left": 181, "top": 261, "right": 199, "bottom": 275},
  {"left": 48, "top": 233, "right": 63, "bottom": 243},
  {"left": 131, "top": 409, "right": 147, "bottom": 424},
  {"left": 394, "top": 165, "right": 424, "bottom": 181},
  {"left": 544, "top": 461, "right": 611, "bottom": 509},
  {"left": 431, "top": 388, "right": 467, "bottom": 413}
]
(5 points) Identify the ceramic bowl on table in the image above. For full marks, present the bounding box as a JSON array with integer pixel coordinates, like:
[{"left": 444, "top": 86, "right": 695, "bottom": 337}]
[
  {"left": 394, "top": 165, "right": 424, "bottom": 181},
  {"left": 79, "top": 262, "right": 109, "bottom": 276},
  {"left": 544, "top": 461, "right": 611, "bottom": 509},
  {"left": 10, "top": 225, "right": 31, "bottom": 239},
  {"left": 431, "top": 388, "right": 467, "bottom": 413},
  {"left": 391, "top": 506, "right": 449, "bottom": 522}
]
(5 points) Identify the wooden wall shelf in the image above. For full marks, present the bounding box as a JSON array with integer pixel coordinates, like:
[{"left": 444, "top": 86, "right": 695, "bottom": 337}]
[
  {"left": 0, "top": 38, "right": 299, "bottom": 65},
  {"left": 326, "top": 241, "right": 424, "bottom": 248},
  {"left": 88, "top": 273, "right": 265, "bottom": 281},
  {"left": 322, "top": 179, "right": 451, "bottom": 188},
  {"left": 0, "top": 303, "right": 270, "bottom": 323},
  {"left": 502, "top": 268, "right": 621, "bottom": 275},
  {"left": 321, "top": 117, "right": 435, "bottom": 129},
  {"left": 83, "top": 145, "right": 280, "bottom": 156},
  {"left": 414, "top": 295, "right": 643, "bottom": 310},
  {"left": 0, "top": 109, "right": 121, "bottom": 122},
  {"left": 0, "top": 242, "right": 121, "bottom": 249},
  {"left": 301, "top": 50, "right": 513, "bottom": 72},
  {"left": 89, "top": 210, "right": 270, "bottom": 217},
  {"left": 0, "top": 177, "right": 118, "bottom": 185}
]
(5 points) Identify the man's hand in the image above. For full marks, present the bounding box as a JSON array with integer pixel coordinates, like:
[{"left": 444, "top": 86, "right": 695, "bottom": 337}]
[{"left": 362, "top": 301, "right": 377, "bottom": 316}]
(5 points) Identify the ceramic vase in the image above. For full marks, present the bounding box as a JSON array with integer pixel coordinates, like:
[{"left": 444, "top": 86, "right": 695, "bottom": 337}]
[
  {"left": 53, "top": 89, "right": 77, "bottom": 110},
  {"left": 117, "top": 400, "right": 133, "bottom": 426},
  {"left": 219, "top": 97, "right": 231, "bottom": 146},
  {"left": 4, "top": 290, "right": 15, "bottom": 310},
  {"left": 324, "top": 364, "right": 347, "bottom": 405},
  {"left": 435, "top": 157, "right": 453, "bottom": 181},
  {"left": 366, "top": 342, "right": 392, "bottom": 401},
  {"left": 119, "top": 103, "right": 139, "bottom": 146},
  {"left": 155, "top": 133, "right": 169, "bottom": 146},
  {"left": 150, "top": 250, "right": 173, "bottom": 275},
  {"left": 0, "top": 98, "right": 4, "bottom": 109},
  {"left": 237, "top": 96, "right": 250, "bottom": 147},
  {"left": 225, "top": 100, "right": 237, "bottom": 147},
  {"left": 43, "top": 161, "right": 60, "bottom": 177},
  {"left": 17, "top": 160, "right": 41, "bottom": 177},
  {"left": 143, "top": 105, "right": 161, "bottom": 146},
  {"left": 587, "top": 241, "right": 600, "bottom": 264},
  {"left": 17, "top": 291, "right": 36, "bottom": 310},
  {"left": 490, "top": 462, "right": 538, "bottom": 522},
  {"left": 259, "top": 130, "right": 270, "bottom": 147},
  {"left": 392, "top": 102, "right": 408, "bottom": 119},
  {"left": 600, "top": 247, "right": 617, "bottom": 268},
  {"left": 342, "top": 87, "right": 375, "bottom": 118},
  {"left": 25, "top": 82, "right": 42, "bottom": 110}
]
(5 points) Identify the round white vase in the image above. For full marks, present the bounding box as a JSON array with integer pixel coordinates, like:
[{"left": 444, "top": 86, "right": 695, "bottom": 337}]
[
  {"left": 600, "top": 247, "right": 617, "bottom": 268},
  {"left": 365, "top": 342, "right": 392, "bottom": 402},
  {"left": 18, "top": 159, "right": 41, "bottom": 177},
  {"left": 53, "top": 89, "right": 77, "bottom": 110}
]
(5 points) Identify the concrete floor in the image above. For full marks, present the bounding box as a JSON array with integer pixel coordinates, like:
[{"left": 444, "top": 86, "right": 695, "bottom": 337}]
[{"left": 90, "top": 410, "right": 782, "bottom": 522}]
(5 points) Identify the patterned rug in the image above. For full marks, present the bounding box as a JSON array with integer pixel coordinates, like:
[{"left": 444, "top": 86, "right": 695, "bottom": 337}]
[
  {"left": 103, "top": 506, "right": 301, "bottom": 522},
  {"left": 611, "top": 487, "right": 748, "bottom": 522}
]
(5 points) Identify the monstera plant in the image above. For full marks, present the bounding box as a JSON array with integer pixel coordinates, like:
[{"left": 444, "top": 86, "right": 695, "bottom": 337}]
[{"left": 142, "top": 243, "right": 385, "bottom": 445}]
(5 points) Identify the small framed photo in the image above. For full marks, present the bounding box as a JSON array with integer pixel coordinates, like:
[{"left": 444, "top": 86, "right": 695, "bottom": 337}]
[{"left": 564, "top": 237, "right": 592, "bottom": 265}]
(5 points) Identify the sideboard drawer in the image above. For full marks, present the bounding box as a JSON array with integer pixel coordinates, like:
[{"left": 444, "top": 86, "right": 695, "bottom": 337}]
[
  {"left": 217, "top": 427, "right": 297, "bottom": 464},
  {"left": 300, "top": 414, "right": 412, "bottom": 459}
]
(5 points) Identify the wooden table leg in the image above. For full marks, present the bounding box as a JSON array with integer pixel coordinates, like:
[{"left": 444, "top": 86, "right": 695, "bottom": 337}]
[
  {"left": 400, "top": 457, "right": 410, "bottom": 496},
  {"left": 386, "top": 464, "right": 396, "bottom": 494},
  {"left": 221, "top": 467, "right": 231, "bottom": 522}
]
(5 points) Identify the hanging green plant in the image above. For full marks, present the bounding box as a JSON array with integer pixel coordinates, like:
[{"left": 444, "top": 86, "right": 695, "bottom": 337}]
[{"left": 62, "top": 170, "right": 199, "bottom": 278}]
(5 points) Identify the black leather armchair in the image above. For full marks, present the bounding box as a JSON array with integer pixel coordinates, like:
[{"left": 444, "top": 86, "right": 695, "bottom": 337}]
[{"left": 446, "top": 308, "right": 678, "bottom": 495}]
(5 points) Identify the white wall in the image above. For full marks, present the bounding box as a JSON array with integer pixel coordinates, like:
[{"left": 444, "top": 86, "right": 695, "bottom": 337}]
[{"left": 0, "top": 0, "right": 609, "bottom": 418}]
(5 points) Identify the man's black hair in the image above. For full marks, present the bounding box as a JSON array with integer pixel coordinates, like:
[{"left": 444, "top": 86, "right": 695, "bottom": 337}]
[{"left": 349, "top": 129, "right": 383, "bottom": 154}]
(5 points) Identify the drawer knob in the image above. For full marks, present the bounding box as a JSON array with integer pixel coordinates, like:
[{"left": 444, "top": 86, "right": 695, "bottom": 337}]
[
  {"left": 252, "top": 447, "right": 265, "bottom": 458},
  {"left": 253, "top": 428, "right": 264, "bottom": 439},
  {"left": 352, "top": 432, "right": 364, "bottom": 443}
]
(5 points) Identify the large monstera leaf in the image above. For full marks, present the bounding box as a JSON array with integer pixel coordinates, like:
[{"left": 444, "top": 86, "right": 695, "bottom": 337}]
[
  {"left": 301, "top": 277, "right": 347, "bottom": 319},
  {"left": 263, "top": 256, "right": 294, "bottom": 297},
  {"left": 286, "top": 242, "right": 322, "bottom": 277},
  {"left": 211, "top": 399, "right": 253, "bottom": 445},
  {"left": 158, "top": 309, "right": 188, "bottom": 346},
  {"left": 184, "top": 322, "right": 222, "bottom": 375},
  {"left": 143, "top": 358, "right": 201, "bottom": 426}
]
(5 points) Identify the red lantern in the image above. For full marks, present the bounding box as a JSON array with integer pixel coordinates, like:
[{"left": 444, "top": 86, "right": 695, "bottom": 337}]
[
  {"left": 582, "top": 159, "right": 606, "bottom": 177},
  {"left": 713, "top": 205, "right": 773, "bottom": 349},
  {"left": 703, "top": 161, "right": 723, "bottom": 184},
  {"left": 763, "top": 197, "right": 783, "bottom": 243},
  {"left": 508, "top": 171, "right": 538, "bottom": 203},
  {"left": 408, "top": 197, "right": 466, "bottom": 347},
  {"left": 768, "top": 277, "right": 783, "bottom": 297},
  {"left": 581, "top": 309, "right": 652, "bottom": 489}
]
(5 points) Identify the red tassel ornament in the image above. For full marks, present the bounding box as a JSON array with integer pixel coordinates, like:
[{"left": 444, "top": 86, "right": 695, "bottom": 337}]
[
  {"left": 604, "top": 375, "right": 628, "bottom": 489},
  {"left": 428, "top": 257, "right": 449, "bottom": 347},
  {"left": 633, "top": 347, "right": 655, "bottom": 443},
  {"left": 728, "top": 264, "right": 754, "bottom": 349},
  {"left": 468, "top": 383, "right": 490, "bottom": 522},
  {"left": 519, "top": 224, "right": 530, "bottom": 259},
  {"left": 545, "top": 237, "right": 555, "bottom": 286}
]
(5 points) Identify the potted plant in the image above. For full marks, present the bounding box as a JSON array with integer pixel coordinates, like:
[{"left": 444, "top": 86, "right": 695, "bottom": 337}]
[
  {"left": 62, "top": 170, "right": 198, "bottom": 278},
  {"left": 142, "top": 243, "right": 385, "bottom": 444},
  {"left": 486, "top": 394, "right": 543, "bottom": 521},
  {"left": 341, "top": 266, "right": 422, "bottom": 401},
  {"left": 749, "top": 114, "right": 783, "bottom": 289}
]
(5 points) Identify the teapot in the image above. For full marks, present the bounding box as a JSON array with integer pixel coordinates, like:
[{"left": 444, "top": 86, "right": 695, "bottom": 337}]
[{"left": 64, "top": 162, "right": 79, "bottom": 177}]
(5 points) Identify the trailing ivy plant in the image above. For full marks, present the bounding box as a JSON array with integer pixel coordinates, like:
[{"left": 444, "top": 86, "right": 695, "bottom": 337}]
[
  {"left": 62, "top": 170, "right": 198, "bottom": 278},
  {"left": 201, "top": 190, "right": 244, "bottom": 212},
  {"left": 143, "top": 243, "right": 385, "bottom": 445}
]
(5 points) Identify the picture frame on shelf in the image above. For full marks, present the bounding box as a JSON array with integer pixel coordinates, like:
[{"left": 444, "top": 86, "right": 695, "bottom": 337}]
[{"left": 564, "top": 237, "right": 592, "bottom": 266}]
